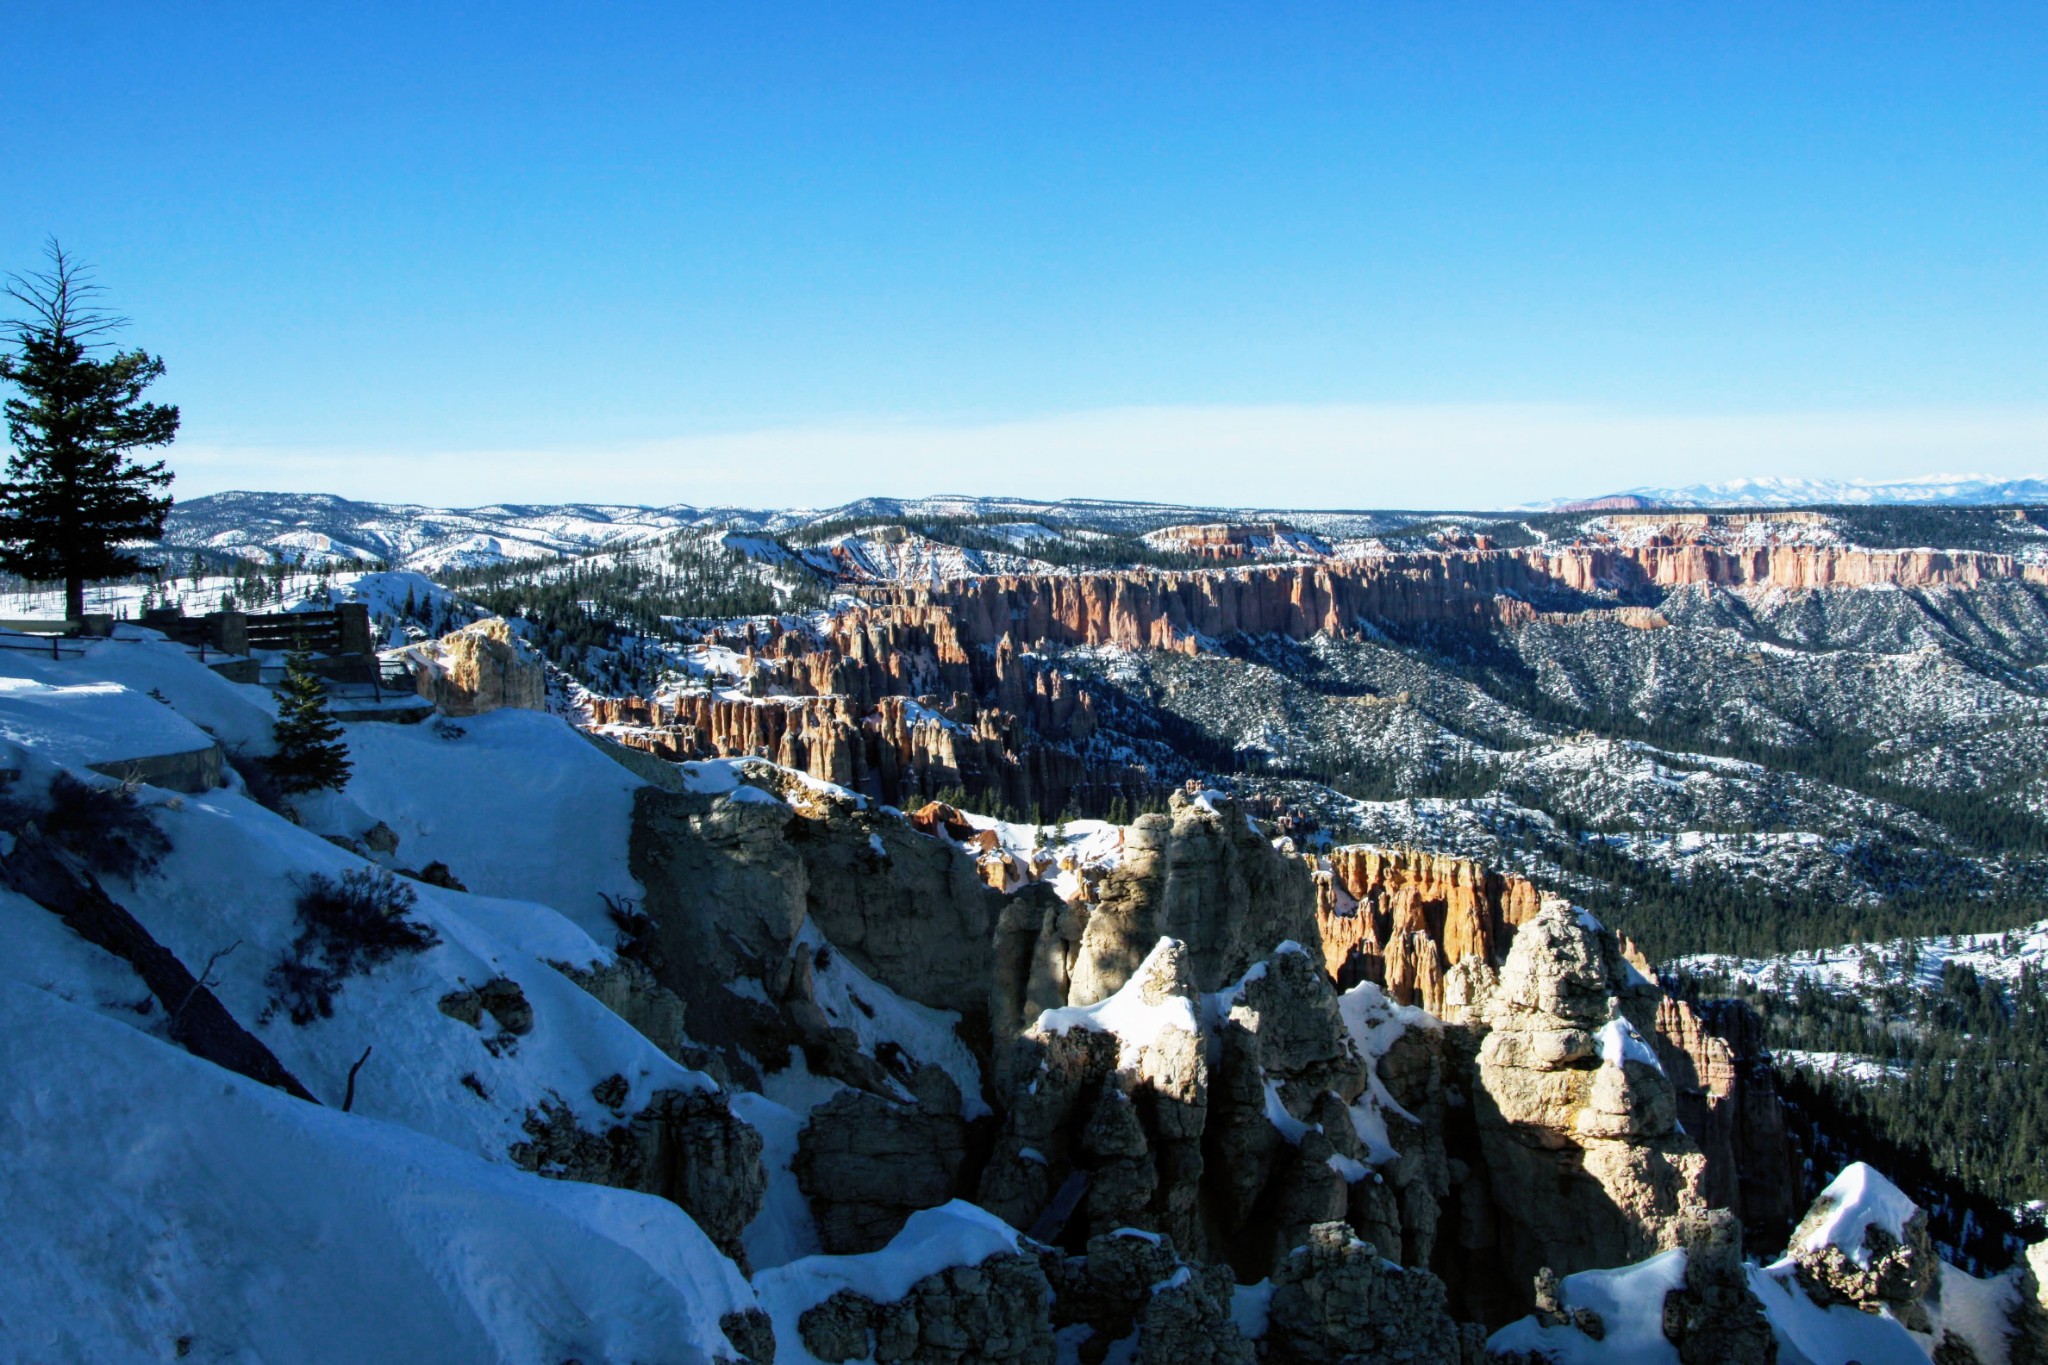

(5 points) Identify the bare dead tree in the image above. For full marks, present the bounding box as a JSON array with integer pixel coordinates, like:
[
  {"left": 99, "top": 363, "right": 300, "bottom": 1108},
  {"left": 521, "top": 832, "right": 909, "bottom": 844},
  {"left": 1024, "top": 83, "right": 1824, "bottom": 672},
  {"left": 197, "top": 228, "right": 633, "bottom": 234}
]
[{"left": 342, "top": 1045, "right": 374, "bottom": 1113}]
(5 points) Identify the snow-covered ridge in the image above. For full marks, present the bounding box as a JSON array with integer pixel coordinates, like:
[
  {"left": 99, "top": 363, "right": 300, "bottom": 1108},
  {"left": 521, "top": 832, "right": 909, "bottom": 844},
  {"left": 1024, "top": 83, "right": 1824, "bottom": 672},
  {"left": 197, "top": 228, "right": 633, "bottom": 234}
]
[
  {"left": 159, "top": 491, "right": 1409, "bottom": 573},
  {"left": 1538, "top": 473, "right": 2048, "bottom": 511}
]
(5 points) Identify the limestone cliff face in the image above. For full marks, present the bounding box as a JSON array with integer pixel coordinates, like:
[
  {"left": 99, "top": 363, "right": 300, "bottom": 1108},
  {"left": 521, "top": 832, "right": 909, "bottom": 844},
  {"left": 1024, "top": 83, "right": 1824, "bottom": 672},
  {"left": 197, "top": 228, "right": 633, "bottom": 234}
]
[
  {"left": 859, "top": 555, "right": 1549, "bottom": 652},
  {"left": 588, "top": 624, "right": 1141, "bottom": 818},
  {"left": 1549, "top": 536, "right": 2036, "bottom": 595},
  {"left": 851, "top": 539, "right": 2045, "bottom": 655},
  {"left": 1312, "top": 847, "right": 1544, "bottom": 1013},
  {"left": 408, "top": 617, "right": 546, "bottom": 716}
]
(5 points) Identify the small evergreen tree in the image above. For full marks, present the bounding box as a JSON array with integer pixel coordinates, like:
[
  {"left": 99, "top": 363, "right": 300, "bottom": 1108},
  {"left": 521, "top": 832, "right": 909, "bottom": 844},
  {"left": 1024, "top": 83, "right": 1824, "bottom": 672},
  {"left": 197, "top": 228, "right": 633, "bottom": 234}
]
[
  {"left": 0, "top": 242, "right": 178, "bottom": 618},
  {"left": 268, "top": 647, "right": 352, "bottom": 795}
]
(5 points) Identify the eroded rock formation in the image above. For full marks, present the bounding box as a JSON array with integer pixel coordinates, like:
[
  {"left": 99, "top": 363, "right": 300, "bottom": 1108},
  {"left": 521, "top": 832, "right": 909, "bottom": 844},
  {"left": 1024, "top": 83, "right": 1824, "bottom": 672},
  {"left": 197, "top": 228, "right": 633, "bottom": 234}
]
[
  {"left": 589, "top": 653, "right": 1145, "bottom": 818},
  {"left": 1312, "top": 847, "right": 1545, "bottom": 1012},
  {"left": 408, "top": 616, "right": 546, "bottom": 715},
  {"left": 619, "top": 767, "right": 1798, "bottom": 1330},
  {"left": 798, "top": 1249, "right": 1056, "bottom": 1364},
  {"left": 1450, "top": 904, "right": 1713, "bottom": 1316}
]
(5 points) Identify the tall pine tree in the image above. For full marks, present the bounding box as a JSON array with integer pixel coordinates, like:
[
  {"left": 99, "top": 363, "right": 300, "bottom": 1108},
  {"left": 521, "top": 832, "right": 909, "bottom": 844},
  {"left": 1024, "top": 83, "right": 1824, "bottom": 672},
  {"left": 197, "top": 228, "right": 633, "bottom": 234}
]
[
  {"left": 268, "top": 647, "right": 353, "bottom": 795},
  {"left": 0, "top": 242, "right": 178, "bottom": 619}
]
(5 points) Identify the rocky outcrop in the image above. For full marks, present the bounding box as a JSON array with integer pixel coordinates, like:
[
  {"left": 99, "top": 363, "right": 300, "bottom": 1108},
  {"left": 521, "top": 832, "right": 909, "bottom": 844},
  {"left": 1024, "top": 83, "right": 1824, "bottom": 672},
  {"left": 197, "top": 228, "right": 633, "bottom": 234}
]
[
  {"left": 1658, "top": 1211, "right": 1776, "bottom": 1365},
  {"left": 979, "top": 939, "right": 1211, "bottom": 1254},
  {"left": 1263, "top": 1222, "right": 1483, "bottom": 1365},
  {"left": 1496, "top": 1161, "right": 2026, "bottom": 1363},
  {"left": 1044, "top": 1228, "right": 1255, "bottom": 1365},
  {"left": 1064, "top": 791, "right": 1320, "bottom": 1008},
  {"left": 796, "top": 1067, "right": 972, "bottom": 1253},
  {"left": 408, "top": 617, "right": 545, "bottom": 715},
  {"left": 622, "top": 759, "right": 1798, "bottom": 1335},
  {"left": 628, "top": 783, "right": 812, "bottom": 1078},
  {"left": 554, "top": 956, "right": 696, "bottom": 1069},
  {"left": 1786, "top": 1166, "right": 1937, "bottom": 1330},
  {"left": 980, "top": 932, "right": 1457, "bottom": 1287},
  {"left": 436, "top": 976, "right": 533, "bottom": 1035},
  {"left": 629, "top": 773, "right": 1017, "bottom": 1087},
  {"left": 1457, "top": 904, "right": 1714, "bottom": 1314},
  {"left": 797, "top": 1252, "right": 1056, "bottom": 1364},
  {"left": 509, "top": 1084, "right": 766, "bottom": 1271},
  {"left": 987, "top": 790, "right": 1320, "bottom": 1052}
]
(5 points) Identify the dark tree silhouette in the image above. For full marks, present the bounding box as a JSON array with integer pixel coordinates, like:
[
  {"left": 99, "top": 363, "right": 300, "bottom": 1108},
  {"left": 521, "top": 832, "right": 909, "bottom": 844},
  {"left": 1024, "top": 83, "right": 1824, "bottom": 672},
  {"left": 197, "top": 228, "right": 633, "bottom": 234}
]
[{"left": 0, "top": 241, "right": 178, "bottom": 618}]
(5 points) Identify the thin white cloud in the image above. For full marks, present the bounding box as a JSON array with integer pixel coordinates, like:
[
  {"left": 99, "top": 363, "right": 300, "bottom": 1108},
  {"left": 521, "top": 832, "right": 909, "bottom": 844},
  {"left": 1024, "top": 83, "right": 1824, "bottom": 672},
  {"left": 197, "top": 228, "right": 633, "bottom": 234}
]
[{"left": 169, "top": 403, "right": 2048, "bottom": 510}]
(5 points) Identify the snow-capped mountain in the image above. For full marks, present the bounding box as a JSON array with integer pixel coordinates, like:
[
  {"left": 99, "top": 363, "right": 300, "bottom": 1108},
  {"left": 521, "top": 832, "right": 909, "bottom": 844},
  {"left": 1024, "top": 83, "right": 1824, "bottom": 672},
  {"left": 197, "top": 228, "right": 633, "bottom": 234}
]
[{"left": 1543, "top": 473, "right": 2048, "bottom": 511}]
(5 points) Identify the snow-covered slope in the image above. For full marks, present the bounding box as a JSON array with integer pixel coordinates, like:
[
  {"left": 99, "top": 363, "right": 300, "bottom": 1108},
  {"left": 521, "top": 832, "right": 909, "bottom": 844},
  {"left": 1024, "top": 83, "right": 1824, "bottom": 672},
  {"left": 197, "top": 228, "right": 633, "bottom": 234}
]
[
  {"left": 0, "top": 979, "right": 757, "bottom": 1364},
  {"left": 1676, "top": 917, "right": 2048, "bottom": 998},
  {"left": 163, "top": 491, "right": 732, "bottom": 570}
]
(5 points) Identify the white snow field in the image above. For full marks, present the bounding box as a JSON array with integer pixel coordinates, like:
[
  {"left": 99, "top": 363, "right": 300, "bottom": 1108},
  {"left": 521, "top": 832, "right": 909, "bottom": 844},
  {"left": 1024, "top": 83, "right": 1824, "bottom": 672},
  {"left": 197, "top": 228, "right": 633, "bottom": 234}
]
[{"left": 0, "top": 980, "right": 757, "bottom": 1364}]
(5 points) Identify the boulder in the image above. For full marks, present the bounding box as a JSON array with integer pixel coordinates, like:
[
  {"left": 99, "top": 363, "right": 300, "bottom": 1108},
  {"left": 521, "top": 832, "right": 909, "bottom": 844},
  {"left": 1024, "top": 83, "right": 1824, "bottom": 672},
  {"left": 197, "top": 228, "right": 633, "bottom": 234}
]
[
  {"left": 1787, "top": 1162, "right": 1936, "bottom": 1329},
  {"left": 408, "top": 617, "right": 545, "bottom": 716}
]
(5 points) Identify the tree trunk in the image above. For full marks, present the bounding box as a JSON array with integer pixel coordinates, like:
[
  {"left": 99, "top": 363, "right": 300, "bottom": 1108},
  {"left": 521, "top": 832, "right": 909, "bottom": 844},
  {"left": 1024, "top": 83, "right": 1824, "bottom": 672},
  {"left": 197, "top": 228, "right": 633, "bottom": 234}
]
[{"left": 64, "top": 573, "right": 84, "bottom": 622}]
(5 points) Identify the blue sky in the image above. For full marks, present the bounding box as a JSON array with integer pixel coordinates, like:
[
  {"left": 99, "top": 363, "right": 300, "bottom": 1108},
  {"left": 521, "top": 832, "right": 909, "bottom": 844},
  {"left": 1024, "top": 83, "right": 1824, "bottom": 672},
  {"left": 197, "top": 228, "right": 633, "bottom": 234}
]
[{"left": 3, "top": 3, "right": 2043, "bottom": 508}]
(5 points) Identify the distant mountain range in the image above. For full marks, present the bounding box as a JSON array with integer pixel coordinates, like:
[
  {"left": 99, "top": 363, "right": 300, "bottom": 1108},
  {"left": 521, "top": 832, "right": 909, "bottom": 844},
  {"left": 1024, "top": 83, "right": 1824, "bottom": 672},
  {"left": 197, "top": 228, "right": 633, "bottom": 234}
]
[
  {"left": 158, "top": 492, "right": 1406, "bottom": 571},
  {"left": 1540, "top": 474, "right": 2048, "bottom": 511},
  {"left": 162, "top": 475, "right": 2048, "bottom": 573}
]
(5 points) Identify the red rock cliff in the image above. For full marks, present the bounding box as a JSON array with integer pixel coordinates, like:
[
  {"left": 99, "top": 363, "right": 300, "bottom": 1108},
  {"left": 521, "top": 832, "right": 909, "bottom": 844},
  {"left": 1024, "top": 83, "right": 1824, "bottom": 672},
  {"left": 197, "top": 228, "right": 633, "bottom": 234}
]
[{"left": 1309, "top": 845, "right": 1546, "bottom": 1012}]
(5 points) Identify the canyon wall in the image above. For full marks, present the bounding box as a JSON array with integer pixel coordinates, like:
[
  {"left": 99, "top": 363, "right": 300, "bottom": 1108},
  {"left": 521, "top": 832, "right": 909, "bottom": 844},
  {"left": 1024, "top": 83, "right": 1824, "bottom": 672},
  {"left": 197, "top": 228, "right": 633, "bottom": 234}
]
[
  {"left": 591, "top": 685, "right": 1144, "bottom": 816},
  {"left": 586, "top": 527, "right": 2044, "bottom": 819},
  {"left": 1541, "top": 540, "right": 2046, "bottom": 594},
  {"left": 859, "top": 555, "right": 1547, "bottom": 651},
  {"left": 856, "top": 540, "right": 2043, "bottom": 653}
]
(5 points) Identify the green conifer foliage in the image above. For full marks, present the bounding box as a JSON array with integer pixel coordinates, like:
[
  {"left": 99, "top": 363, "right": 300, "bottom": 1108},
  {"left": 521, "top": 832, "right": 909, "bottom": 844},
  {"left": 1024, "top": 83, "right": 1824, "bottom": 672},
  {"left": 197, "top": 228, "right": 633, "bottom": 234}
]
[
  {"left": 267, "top": 648, "right": 352, "bottom": 795},
  {"left": 0, "top": 243, "right": 178, "bottom": 619}
]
